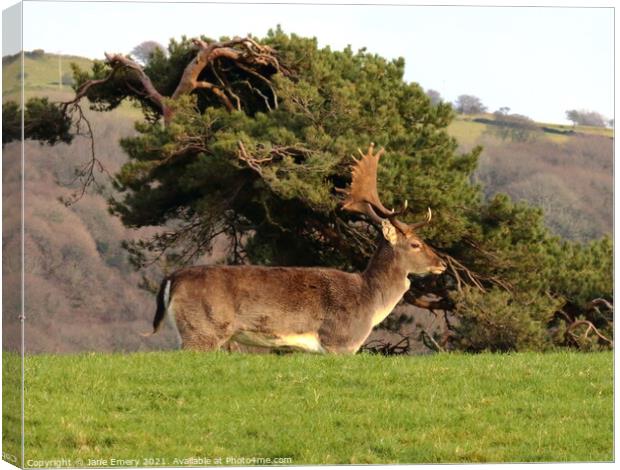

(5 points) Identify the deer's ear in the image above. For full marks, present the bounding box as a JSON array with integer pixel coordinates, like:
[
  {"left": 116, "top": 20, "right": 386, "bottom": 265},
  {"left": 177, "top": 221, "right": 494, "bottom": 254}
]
[{"left": 381, "top": 219, "right": 398, "bottom": 245}]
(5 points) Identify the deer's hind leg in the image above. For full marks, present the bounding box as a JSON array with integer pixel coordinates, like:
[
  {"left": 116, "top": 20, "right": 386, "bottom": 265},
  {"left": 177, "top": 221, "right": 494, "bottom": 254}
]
[
  {"left": 182, "top": 332, "right": 230, "bottom": 352},
  {"left": 170, "top": 298, "right": 235, "bottom": 352}
]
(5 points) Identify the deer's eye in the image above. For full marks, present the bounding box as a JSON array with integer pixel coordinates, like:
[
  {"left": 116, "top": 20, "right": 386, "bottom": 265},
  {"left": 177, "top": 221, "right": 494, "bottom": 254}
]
[{"left": 410, "top": 241, "right": 421, "bottom": 249}]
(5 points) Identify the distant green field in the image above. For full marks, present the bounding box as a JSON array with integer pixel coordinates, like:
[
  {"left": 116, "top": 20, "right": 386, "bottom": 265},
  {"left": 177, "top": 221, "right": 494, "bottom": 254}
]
[
  {"left": 446, "top": 118, "right": 487, "bottom": 147},
  {"left": 540, "top": 121, "right": 614, "bottom": 138},
  {"left": 2, "top": 53, "right": 93, "bottom": 98},
  {"left": 448, "top": 114, "right": 613, "bottom": 148},
  {"left": 4, "top": 351, "right": 613, "bottom": 466},
  {"left": 2, "top": 53, "right": 145, "bottom": 121}
]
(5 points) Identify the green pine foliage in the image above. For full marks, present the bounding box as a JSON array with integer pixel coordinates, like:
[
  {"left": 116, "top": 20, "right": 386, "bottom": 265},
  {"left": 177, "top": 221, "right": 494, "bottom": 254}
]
[{"left": 2, "top": 97, "right": 73, "bottom": 145}]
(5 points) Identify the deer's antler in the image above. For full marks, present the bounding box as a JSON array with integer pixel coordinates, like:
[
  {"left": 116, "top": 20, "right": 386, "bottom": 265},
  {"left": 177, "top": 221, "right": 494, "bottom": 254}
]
[
  {"left": 336, "top": 143, "right": 398, "bottom": 222},
  {"left": 410, "top": 207, "right": 432, "bottom": 230},
  {"left": 337, "top": 143, "right": 434, "bottom": 235}
]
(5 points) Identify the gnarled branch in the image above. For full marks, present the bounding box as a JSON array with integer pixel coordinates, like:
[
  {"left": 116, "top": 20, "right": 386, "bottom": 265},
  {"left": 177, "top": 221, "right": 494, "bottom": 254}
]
[
  {"left": 403, "top": 291, "right": 453, "bottom": 311},
  {"left": 566, "top": 318, "right": 613, "bottom": 346},
  {"left": 103, "top": 53, "right": 167, "bottom": 110},
  {"left": 64, "top": 35, "right": 284, "bottom": 125},
  {"left": 57, "top": 35, "right": 284, "bottom": 200},
  {"left": 171, "top": 36, "right": 283, "bottom": 110},
  {"left": 361, "top": 335, "right": 412, "bottom": 356}
]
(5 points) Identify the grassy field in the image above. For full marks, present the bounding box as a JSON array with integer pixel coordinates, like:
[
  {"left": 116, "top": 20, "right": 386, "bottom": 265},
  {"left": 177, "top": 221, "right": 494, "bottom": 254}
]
[
  {"left": 2, "top": 53, "right": 145, "bottom": 123},
  {"left": 2, "top": 353, "right": 21, "bottom": 467},
  {"left": 446, "top": 118, "right": 488, "bottom": 147},
  {"left": 447, "top": 114, "right": 613, "bottom": 149},
  {"left": 4, "top": 351, "right": 613, "bottom": 466},
  {"left": 2, "top": 53, "right": 93, "bottom": 97}
]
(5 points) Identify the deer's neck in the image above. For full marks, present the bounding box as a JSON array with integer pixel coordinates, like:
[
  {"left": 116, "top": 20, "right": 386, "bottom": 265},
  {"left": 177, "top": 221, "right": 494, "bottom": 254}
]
[{"left": 361, "top": 238, "right": 410, "bottom": 326}]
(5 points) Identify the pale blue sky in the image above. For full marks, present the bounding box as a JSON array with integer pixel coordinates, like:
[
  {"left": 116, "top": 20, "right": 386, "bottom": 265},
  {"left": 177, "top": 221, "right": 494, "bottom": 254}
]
[{"left": 9, "top": 1, "right": 615, "bottom": 124}]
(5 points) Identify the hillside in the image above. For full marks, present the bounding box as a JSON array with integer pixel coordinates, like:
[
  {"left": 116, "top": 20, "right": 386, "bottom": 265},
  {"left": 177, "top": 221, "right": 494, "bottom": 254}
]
[
  {"left": 448, "top": 113, "right": 613, "bottom": 147},
  {"left": 3, "top": 52, "right": 176, "bottom": 353},
  {"left": 3, "top": 111, "right": 181, "bottom": 353},
  {"left": 2, "top": 50, "right": 93, "bottom": 101},
  {"left": 448, "top": 114, "right": 612, "bottom": 241},
  {"left": 1, "top": 52, "right": 613, "bottom": 353}
]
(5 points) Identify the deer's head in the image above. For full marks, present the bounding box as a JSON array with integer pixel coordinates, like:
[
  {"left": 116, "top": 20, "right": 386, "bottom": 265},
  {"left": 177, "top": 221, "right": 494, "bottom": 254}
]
[{"left": 337, "top": 144, "right": 446, "bottom": 276}]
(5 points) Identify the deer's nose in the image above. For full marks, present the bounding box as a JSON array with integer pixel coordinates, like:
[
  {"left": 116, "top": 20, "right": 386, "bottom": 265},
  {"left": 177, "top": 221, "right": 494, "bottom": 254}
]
[{"left": 431, "top": 260, "right": 447, "bottom": 275}]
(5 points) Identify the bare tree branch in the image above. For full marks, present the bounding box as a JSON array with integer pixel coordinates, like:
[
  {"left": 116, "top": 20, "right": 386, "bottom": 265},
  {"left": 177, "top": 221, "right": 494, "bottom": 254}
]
[
  {"left": 420, "top": 329, "right": 445, "bottom": 352},
  {"left": 237, "top": 141, "right": 274, "bottom": 175},
  {"left": 194, "top": 80, "right": 234, "bottom": 111},
  {"left": 103, "top": 52, "right": 167, "bottom": 111},
  {"left": 361, "top": 335, "right": 411, "bottom": 355},
  {"left": 403, "top": 291, "right": 453, "bottom": 311},
  {"left": 171, "top": 36, "right": 282, "bottom": 103},
  {"left": 57, "top": 103, "right": 111, "bottom": 205},
  {"left": 567, "top": 319, "right": 613, "bottom": 345}
]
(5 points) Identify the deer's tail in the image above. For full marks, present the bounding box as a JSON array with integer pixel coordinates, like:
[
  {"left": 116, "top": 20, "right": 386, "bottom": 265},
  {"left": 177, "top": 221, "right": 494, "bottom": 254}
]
[{"left": 141, "top": 277, "right": 172, "bottom": 337}]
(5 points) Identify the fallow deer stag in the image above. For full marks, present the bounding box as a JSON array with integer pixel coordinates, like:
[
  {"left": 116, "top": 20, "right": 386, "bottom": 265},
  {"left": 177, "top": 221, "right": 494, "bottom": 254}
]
[{"left": 146, "top": 144, "right": 446, "bottom": 353}]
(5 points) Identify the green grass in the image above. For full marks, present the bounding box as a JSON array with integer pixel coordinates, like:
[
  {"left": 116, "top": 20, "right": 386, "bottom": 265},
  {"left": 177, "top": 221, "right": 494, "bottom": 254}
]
[
  {"left": 447, "top": 118, "right": 487, "bottom": 147},
  {"left": 2, "top": 53, "right": 93, "bottom": 97},
  {"left": 539, "top": 121, "right": 614, "bottom": 138},
  {"left": 2, "top": 53, "right": 143, "bottom": 121},
  {"left": 448, "top": 115, "right": 613, "bottom": 148},
  {"left": 6, "top": 351, "right": 613, "bottom": 465},
  {"left": 2, "top": 353, "right": 22, "bottom": 467}
]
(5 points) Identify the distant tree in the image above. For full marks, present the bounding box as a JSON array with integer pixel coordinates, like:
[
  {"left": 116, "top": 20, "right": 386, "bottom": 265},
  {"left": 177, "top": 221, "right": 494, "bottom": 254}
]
[
  {"left": 455, "top": 94, "right": 487, "bottom": 114},
  {"left": 584, "top": 111, "right": 607, "bottom": 127},
  {"left": 425, "top": 89, "right": 442, "bottom": 105},
  {"left": 565, "top": 109, "right": 607, "bottom": 127},
  {"left": 490, "top": 111, "right": 540, "bottom": 142},
  {"left": 27, "top": 49, "right": 45, "bottom": 59},
  {"left": 566, "top": 110, "right": 579, "bottom": 127},
  {"left": 130, "top": 40, "right": 166, "bottom": 65},
  {"left": 608, "top": 118, "right": 614, "bottom": 128}
]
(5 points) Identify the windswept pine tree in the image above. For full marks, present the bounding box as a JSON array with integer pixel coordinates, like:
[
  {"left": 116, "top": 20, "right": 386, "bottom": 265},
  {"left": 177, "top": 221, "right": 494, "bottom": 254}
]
[{"left": 5, "top": 29, "right": 612, "bottom": 351}]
